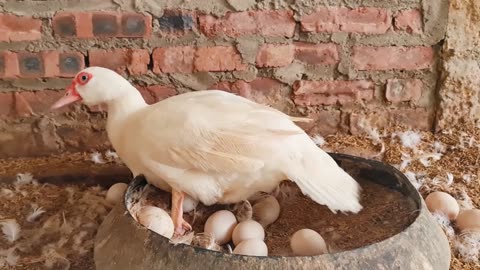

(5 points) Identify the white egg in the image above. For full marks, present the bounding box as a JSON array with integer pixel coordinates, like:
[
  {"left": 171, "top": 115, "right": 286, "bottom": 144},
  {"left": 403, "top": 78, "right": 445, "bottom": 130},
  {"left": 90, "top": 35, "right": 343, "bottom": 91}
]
[
  {"left": 204, "top": 210, "right": 237, "bottom": 245},
  {"left": 425, "top": 191, "right": 459, "bottom": 221},
  {"left": 105, "top": 183, "right": 128, "bottom": 204},
  {"left": 456, "top": 209, "right": 480, "bottom": 233},
  {"left": 252, "top": 195, "right": 280, "bottom": 227},
  {"left": 137, "top": 205, "right": 174, "bottom": 239},
  {"left": 232, "top": 220, "right": 265, "bottom": 245},
  {"left": 183, "top": 195, "right": 198, "bottom": 213},
  {"left": 290, "top": 229, "right": 327, "bottom": 256},
  {"left": 233, "top": 239, "right": 268, "bottom": 256}
]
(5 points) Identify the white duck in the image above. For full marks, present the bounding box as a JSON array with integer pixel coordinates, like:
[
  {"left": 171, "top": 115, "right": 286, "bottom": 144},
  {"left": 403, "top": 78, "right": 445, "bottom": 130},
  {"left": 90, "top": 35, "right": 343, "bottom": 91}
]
[{"left": 50, "top": 67, "right": 362, "bottom": 236}]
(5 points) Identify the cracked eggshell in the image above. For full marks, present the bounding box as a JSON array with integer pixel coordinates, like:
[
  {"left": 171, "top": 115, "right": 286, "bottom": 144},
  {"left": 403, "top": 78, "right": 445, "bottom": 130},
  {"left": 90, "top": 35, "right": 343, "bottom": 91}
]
[
  {"left": 204, "top": 210, "right": 237, "bottom": 245},
  {"left": 137, "top": 206, "right": 174, "bottom": 239},
  {"left": 425, "top": 191, "right": 460, "bottom": 221}
]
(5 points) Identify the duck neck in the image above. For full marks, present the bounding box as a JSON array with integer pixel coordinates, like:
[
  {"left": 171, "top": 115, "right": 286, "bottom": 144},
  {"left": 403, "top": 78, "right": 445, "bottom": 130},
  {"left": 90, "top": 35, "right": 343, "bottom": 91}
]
[{"left": 106, "top": 90, "right": 147, "bottom": 131}]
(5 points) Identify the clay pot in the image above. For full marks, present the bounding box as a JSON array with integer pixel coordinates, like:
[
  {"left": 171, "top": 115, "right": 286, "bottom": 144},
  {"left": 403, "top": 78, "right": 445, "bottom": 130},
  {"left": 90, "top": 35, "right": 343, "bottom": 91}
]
[{"left": 94, "top": 153, "right": 450, "bottom": 270}]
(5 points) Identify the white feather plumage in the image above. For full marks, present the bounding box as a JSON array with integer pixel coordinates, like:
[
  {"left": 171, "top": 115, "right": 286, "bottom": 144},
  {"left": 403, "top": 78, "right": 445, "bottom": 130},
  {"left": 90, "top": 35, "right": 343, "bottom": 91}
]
[{"left": 51, "top": 67, "right": 363, "bottom": 218}]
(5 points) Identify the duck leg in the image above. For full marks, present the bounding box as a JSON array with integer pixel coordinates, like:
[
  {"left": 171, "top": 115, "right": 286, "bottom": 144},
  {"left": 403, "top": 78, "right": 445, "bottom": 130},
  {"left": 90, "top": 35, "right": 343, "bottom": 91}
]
[{"left": 172, "top": 189, "right": 192, "bottom": 236}]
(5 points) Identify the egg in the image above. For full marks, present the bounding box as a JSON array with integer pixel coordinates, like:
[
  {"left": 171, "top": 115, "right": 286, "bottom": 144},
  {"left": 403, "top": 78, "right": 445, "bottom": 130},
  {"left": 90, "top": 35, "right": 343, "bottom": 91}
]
[
  {"left": 204, "top": 210, "right": 237, "bottom": 245},
  {"left": 183, "top": 195, "right": 198, "bottom": 213},
  {"left": 232, "top": 220, "right": 265, "bottom": 245},
  {"left": 290, "top": 229, "right": 327, "bottom": 256},
  {"left": 456, "top": 209, "right": 480, "bottom": 233},
  {"left": 137, "top": 205, "right": 174, "bottom": 239},
  {"left": 252, "top": 195, "right": 280, "bottom": 227},
  {"left": 233, "top": 239, "right": 268, "bottom": 256},
  {"left": 105, "top": 183, "right": 128, "bottom": 204},
  {"left": 425, "top": 191, "right": 459, "bottom": 220}
]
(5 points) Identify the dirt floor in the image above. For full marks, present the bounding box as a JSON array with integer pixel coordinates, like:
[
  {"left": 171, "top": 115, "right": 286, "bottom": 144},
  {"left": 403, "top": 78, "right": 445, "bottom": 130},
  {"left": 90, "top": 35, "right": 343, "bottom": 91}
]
[{"left": 0, "top": 123, "right": 479, "bottom": 269}]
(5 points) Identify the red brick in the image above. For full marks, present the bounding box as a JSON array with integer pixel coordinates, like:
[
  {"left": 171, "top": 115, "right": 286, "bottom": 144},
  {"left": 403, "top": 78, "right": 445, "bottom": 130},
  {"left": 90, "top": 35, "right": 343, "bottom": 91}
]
[
  {"left": 2, "top": 51, "right": 84, "bottom": 79},
  {"left": 294, "top": 42, "right": 339, "bottom": 65},
  {"left": 121, "top": 13, "right": 152, "bottom": 37},
  {"left": 137, "top": 85, "right": 177, "bottom": 104},
  {"left": 88, "top": 49, "right": 150, "bottom": 75},
  {"left": 256, "top": 44, "right": 295, "bottom": 67},
  {"left": 0, "top": 51, "right": 20, "bottom": 78},
  {"left": 92, "top": 12, "right": 119, "bottom": 37},
  {"left": 53, "top": 12, "right": 91, "bottom": 38},
  {"left": 296, "top": 110, "right": 341, "bottom": 135},
  {"left": 255, "top": 10, "right": 296, "bottom": 37},
  {"left": 153, "top": 46, "right": 195, "bottom": 73},
  {"left": 13, "top": 90, "right": 69, "bottom": 117},
  {"left": 199, "top": 10, "right": 295, "bottom": 38},
  {"left": 0, "top": 92, "right": 13, "bottom": 116},
  {"left": 300, "top": 7, "right": 390, "bottom": 34},
  {"left": 210, "top": 78, "right": 289, "bottom": 109},
  {"left": 158, "top": 10, "right": 197, "bottom": 35},
  {"left": 0, "top": 15, "right": 42, "bottom": 42},
  {"left": 350, "top": 108, "right": 433, "bottom": 134},
  {"left": 394, "top": 9, "right": 422, "bottom": 34},
  {"left": 386, "top": 79, "right": 422, "bottom": 103},
  {"left": 127, "top": 50, "right": 150, "bottom": 75},
  {"left": 42, "top": 51, "right": 60, "bottom": 78},
  {"left": 59, "top": 52, "right": 85, "bottom": 77},
  {"left": 352, "top": 46, "right": 434, "bottom": 70},
  {"left": 194, "top": 46, "right": 247, "bottom": 72},
  {"left": 17, "top": 52, "right": 45, "bottom": 78},
  {"left": 211, "top": 78, "right": 285, "bottom": 99},
  {"left": 75, "top": 13, "right": 94, "bottom": 38},
  {"left": 53, "top": 12, "right": 151, "bottom": 38},
  {"left": 293, "top": 80, "right": 374, "bottom": 106}
]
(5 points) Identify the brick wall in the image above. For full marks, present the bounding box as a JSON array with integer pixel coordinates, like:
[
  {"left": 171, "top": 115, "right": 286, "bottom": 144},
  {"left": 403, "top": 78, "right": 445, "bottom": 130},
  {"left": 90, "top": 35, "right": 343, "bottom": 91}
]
[{"left": 0, "top": 1, "right": 448, "bottom": 158}]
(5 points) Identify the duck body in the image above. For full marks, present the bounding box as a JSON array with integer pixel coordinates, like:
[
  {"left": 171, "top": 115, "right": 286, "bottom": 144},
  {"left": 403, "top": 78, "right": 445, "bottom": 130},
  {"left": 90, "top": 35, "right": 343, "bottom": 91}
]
[{"left": 50, "top": 67, "right": 362, "bottom": 236}]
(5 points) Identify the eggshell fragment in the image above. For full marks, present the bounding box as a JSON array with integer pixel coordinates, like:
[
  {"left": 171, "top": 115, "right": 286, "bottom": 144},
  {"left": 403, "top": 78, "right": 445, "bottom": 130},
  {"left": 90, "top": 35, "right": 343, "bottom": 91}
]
[
  {"left": 425, "top": 191, "right": 460, "bottom": 221},
  {"left": 233, "top": 239, "right": 268, "bottom": 256},
  {"left": 204, "top": 210, "right": 237, "bottom": 245},
  {"left": 290, "top": 229, "right": 327, "bottom": 256},
  {"left": 252, "top": 195, "right": 280, "bottom": 227},
  {"left": 232, "top": 220, "right": 265, "bottom": 246},
  {"left": 456, "top": 209, "right": 480, "bottom": 233},
  {"left": 105, "top": 183, "right": 128, "bottom": 204},
  {"left": 137, "top": 206, "right": 174, "bottom": 239}
]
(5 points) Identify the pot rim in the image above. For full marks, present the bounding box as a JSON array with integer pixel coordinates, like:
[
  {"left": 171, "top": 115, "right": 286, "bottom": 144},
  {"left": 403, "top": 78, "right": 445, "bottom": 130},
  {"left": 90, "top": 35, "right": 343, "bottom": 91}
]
[{"left": 122, "top": 152, "right": 422, "bottom": 259}]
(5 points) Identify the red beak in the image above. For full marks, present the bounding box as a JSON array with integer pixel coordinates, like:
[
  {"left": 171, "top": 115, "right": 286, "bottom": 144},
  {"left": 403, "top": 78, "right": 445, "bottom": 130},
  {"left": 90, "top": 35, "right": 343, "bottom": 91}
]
[{"left": 50, "top": 84, "right": 82, "bottom": 110}]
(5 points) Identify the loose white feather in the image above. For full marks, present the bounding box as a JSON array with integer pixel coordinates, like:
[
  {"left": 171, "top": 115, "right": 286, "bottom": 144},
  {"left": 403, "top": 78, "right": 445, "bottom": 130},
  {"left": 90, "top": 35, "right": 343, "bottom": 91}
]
[
  {"left": 27, "top": 204, "right": 46, "bottom": 222},
  {"left": 1, "top": 219, "right": 20, "bottom": 242},
  {"left": 90, "top": 151, "right": 106, "bottom": 164},
  {"left": 0, "top": 247, "right": 18, "bottom": 267},
  {"left": 431, "top": 212, "right": 454, "bottom": 238},
  {"left": 311, "top": 135, "right": 326, "bottom": 146},
  {"left": 454, "top": 232, "right": 480, "bottom": 262},
  {"left": 105, "top": 150, "right": 119, "bottom": 159},
  {"left": 0, "top": 188, "right": 14, "bottom": 198},
  {"left": 397, "top": 130, "right": 422, "bottom": 149},
  {"left": 15, "top": 172, "right": 37, "bottom": 185},
  {"left": 404, "top": 171, "right": 423, "bottom": 190}
]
